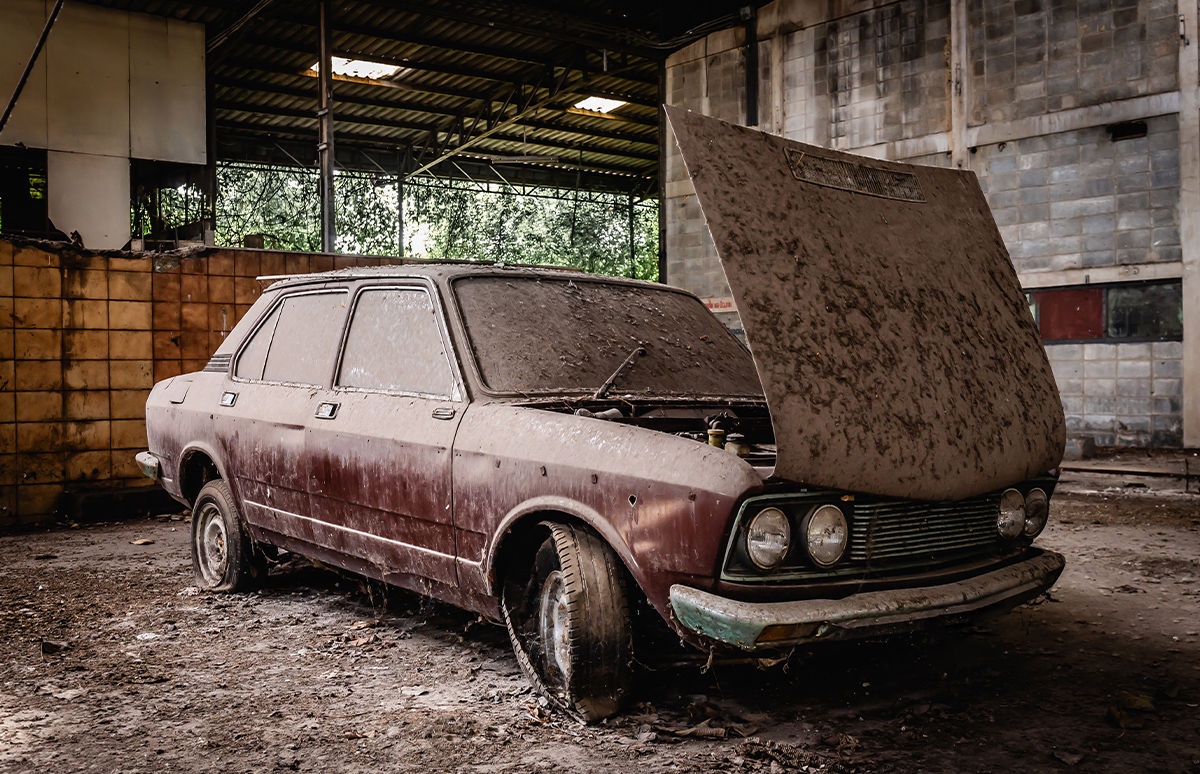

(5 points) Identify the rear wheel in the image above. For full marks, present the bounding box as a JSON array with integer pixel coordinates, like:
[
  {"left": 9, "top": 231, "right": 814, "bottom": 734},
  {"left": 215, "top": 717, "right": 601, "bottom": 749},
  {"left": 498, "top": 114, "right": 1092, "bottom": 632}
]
[
  {"left": 502, "top": 523, "right": 632, "bottom": 721},
  {"left": 190, "top": 480, "right": 266, "bottom": 592}
]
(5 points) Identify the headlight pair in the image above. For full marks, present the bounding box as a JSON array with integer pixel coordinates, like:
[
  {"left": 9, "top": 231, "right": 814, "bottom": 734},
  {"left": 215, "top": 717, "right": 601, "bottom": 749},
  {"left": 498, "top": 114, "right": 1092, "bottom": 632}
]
[
  {"left": 746, "top": 504, "right": 848, "bottom": 571},
  {"left": 997, "top": 487, "right": 1050, "bottom": 540}
]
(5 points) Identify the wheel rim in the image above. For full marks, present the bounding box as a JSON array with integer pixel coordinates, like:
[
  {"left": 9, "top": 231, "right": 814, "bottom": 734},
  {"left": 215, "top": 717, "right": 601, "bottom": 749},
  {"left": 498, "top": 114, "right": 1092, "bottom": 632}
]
[
  {"left": 195, "top": 502, "right": 228, "bottom": 586},
  {"left": 538, "top": 570, "right": 571, "bottom": 684}
]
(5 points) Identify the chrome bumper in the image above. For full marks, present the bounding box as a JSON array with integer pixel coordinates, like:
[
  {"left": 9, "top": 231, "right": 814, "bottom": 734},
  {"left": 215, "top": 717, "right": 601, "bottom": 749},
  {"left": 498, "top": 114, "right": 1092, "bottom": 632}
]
[
  {"left": 670, "top": 550, "right": 1065, "bottom": 651},
  {"left": 134, "top": 451, "right": 161, "bottom": 480}
]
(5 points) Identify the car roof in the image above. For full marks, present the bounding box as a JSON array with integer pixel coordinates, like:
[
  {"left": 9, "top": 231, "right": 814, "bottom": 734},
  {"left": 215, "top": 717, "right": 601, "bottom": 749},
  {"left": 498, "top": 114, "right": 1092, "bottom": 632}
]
[{"left": 258, "top": 261, "right": 673, "bottom": 293}]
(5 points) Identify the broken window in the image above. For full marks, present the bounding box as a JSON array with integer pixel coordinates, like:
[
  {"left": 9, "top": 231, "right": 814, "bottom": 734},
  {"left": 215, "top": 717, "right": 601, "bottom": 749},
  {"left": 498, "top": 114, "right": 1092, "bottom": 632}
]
[
  {"left": 1106, "top": 281, "right": 1183, "bottom": 340},
  {"left": 0, "top": 146, "right": 49, "bottom": 237},
  {"left": 130, "top": 159, "right": 207, "bottom": 247}
]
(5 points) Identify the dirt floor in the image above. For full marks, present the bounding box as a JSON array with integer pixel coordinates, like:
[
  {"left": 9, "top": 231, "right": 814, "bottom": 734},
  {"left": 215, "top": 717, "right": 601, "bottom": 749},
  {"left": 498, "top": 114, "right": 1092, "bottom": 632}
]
[{"left": 1, "top": 486, "right": 1198, "bottom": 773}]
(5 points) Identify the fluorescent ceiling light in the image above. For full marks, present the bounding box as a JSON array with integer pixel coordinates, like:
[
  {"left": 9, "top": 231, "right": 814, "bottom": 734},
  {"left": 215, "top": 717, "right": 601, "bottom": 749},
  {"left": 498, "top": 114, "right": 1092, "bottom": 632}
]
[
  {"left": 309, "top": 56, "right": 400, "bottom": 80},
  {"left": 572, "top": 96, "right": 627, "bottom": 113}
]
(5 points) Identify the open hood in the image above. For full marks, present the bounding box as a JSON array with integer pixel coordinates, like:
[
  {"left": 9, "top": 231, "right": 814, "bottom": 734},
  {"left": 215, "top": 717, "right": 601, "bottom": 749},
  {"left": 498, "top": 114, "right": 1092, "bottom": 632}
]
[{"left": 665, "top": 107, "right": 1065, "bottom": 501}]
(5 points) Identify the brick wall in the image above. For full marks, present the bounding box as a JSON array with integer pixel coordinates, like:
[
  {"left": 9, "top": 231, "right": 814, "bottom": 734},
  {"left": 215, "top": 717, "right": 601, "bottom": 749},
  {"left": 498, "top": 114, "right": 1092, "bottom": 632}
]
[{"left": 0, "top": 237, "right": 399, "bottom": 526}]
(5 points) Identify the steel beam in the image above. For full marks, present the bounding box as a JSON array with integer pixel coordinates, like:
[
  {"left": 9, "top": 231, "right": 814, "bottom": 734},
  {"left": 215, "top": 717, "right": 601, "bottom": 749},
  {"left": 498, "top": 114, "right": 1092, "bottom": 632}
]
[
  {"left": 0, "top": 0, "right": 64, "bottom": 134},
  {"left": 207, "top": 0, "right": 276, "bottom": 55},
  {"left": 212, "top": 76, "right": 658, "bottom": 143},
  {"left": 317, "top": 0, "right": 336, "bottom": 252}
]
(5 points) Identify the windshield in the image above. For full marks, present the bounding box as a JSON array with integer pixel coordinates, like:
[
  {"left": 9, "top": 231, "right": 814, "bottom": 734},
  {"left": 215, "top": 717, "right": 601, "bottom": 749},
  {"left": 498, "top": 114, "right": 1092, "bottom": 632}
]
[{"left": 453, "top": 275, "right": 765, "bottom": 398}]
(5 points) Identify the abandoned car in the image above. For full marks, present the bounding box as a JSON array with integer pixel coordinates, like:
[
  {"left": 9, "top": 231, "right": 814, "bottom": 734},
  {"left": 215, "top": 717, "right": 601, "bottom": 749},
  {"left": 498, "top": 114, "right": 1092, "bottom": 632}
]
[{"left": 138, "top": 110, "right": 1068, "bottom": 721}]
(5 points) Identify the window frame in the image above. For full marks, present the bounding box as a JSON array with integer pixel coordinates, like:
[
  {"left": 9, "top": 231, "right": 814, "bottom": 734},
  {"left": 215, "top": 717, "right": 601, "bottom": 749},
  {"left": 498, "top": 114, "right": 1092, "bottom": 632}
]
[
  {"left": 332, "top": 281, "right": 465, "bottom": 402},
  {"left": 1027, "top": 278, "right": 1183, "bottom": 345},
  {"left": 230, "top": 288, "right": 350, "bottom": 388}
]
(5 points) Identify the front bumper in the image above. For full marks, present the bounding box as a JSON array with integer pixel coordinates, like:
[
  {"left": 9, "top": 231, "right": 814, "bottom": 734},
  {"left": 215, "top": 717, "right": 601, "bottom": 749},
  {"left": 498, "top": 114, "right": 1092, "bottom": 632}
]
[
  {"left": 134, "top": 451, "right": 161, "bottom": 481},
  {"left": 670, "top": 550, "right": 1065, "bottom": 651}
]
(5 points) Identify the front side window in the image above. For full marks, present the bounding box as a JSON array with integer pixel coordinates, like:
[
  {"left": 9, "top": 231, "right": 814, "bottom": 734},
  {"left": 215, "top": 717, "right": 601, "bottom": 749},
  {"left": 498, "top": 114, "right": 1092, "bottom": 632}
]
[
  {"left": 337, "top": 287, "right": 456, "bottom": 397},
  {"left": 235, "top": 290, "right": 348, "bottom": 386}
]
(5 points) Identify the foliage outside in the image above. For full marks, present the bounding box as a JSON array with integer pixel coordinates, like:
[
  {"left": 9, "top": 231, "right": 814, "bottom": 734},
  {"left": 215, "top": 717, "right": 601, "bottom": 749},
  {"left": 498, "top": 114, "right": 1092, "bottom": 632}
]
[{"left": 212, "top": 163, "right": 659, "bottom": 281}]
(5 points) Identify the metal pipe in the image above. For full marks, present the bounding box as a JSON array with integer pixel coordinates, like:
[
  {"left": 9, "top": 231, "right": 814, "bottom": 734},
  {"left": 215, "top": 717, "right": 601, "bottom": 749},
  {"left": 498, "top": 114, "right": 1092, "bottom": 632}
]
[
  {"left": 0, "top": 0, "right": 65, "bottom": 134},
  {"left": 317, "top": 0, "right": 337, "bottom": 252}
]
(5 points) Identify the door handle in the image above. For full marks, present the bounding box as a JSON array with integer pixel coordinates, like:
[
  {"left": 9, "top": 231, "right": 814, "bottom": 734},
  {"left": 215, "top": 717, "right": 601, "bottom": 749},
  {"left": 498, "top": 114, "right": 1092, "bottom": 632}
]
[
  {"left": 431, "top": 407, "right": 456, "bottom": 420},
  {"left": 315, "top": 401, "right": 339, "bottom": 420}
]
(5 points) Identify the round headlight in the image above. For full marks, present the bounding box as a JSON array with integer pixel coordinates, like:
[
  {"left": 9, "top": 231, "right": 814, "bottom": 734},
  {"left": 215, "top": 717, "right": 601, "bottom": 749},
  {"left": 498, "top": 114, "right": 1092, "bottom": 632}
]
[
  {"left": 802, "top": 504, "right": 848, "bottom": 567},
  {"left": 997, "top": 489, "right": 1026, "bottom": 539},
  {"left": 746, "top": 507, "right": 791, "bottom": 569},
  {"left": 1024, "top": 488, "right": 1049, "bottom": 538}
]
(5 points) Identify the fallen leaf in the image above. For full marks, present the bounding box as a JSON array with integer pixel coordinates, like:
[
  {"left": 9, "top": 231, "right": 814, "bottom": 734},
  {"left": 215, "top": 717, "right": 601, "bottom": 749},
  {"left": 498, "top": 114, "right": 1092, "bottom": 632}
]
[{"left": 130, "top": 539, "right": 155, "bottom": 546}]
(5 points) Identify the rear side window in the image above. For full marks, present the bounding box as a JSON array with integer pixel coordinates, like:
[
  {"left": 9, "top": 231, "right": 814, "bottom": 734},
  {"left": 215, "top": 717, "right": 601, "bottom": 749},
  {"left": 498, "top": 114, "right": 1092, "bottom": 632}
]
[
  {"left": 235, "top": 291, "right": 348, "bottom": 386},
  {"left": 337, "top": 288, "right": 456, "bottom": 397},
  {"left": 234, "top": 304, "right": 281, "bottom": 380}
]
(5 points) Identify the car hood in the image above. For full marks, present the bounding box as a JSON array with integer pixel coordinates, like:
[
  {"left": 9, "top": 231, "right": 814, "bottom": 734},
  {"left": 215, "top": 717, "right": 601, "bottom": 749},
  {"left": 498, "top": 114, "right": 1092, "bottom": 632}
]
[{"left": 665, "top": 107, "right": 1065, "bottom": 501}]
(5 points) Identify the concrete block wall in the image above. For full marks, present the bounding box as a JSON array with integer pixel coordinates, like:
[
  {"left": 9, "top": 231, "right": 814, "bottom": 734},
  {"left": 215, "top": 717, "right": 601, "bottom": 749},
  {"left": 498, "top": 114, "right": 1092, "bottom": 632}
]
[
  {"left": 1047, "top": 341, "right": 1183, "bottom": 446},
  {"left": 975, "top": 115, "right": 1181, "bottom": 274},
  {"left": 0, "top": 237, "right": 400, "bottom": 526},
  {"left": 664, "top": 0, "right": 1196, "bottom": 450},
  {"left": 967, "top": 0, "right": 1179, "bottom": 126}
]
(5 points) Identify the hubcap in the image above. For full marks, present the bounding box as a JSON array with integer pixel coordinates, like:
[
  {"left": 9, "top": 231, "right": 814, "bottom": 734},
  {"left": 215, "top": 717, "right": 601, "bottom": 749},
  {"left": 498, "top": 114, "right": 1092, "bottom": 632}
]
[
  {"left": 538, "top": 570, "right": 571, "bottom": 684},
  {"left": 195, "top": 503, "right": 228, "bottom": 586}
]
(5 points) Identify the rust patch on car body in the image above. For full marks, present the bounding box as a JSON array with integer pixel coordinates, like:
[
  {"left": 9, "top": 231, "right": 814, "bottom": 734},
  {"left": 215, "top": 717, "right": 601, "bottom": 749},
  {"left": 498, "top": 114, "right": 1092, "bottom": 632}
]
[{"left": 665, "top": 107, "right": 1065, "bottom": 501}]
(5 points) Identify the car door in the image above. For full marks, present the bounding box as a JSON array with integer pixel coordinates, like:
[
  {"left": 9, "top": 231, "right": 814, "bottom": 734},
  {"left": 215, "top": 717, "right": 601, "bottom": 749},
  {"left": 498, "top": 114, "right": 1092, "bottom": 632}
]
[
  {"left": 220, "top": 287, "right": 350, "bottom": 544},
  {"left": 304, "top": 282, "right": 466, "bottom": 591}
]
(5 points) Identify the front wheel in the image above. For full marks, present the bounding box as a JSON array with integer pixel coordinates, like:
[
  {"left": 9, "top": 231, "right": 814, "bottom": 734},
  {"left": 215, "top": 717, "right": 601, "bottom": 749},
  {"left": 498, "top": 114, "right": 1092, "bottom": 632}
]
[
  {"left": 190, "top": 479, "right": 265, "bottom": 592},
  {"left": 502, "top": 523, "right": 633, "bottom": 722}
]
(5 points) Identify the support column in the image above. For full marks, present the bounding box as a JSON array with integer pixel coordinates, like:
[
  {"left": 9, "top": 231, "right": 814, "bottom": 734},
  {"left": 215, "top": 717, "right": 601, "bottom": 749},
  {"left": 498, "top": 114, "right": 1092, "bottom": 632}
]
[
  {"left": 317, "top": 0, "right": 337, "bottom": 253},
  {"left": 742, "top": 6, "right": 759, "bottom": 127},
  {"left": 396, "top": 153, "right": 405, "bottom": 258},
  {"left": 1179, "top": 0, "right": 1200, "bottom": 447},
  {"left": 949, "top": 0, "right": 970, "bottom": 169},
  {"left": 628, "top": 193, "right": 636, "bottom": 278},
  {"left": 203, "top": 66, "right": 217, "bottom": 245},
  {"left": 657, "top": 59, "right": 667, "bottom": 284}
]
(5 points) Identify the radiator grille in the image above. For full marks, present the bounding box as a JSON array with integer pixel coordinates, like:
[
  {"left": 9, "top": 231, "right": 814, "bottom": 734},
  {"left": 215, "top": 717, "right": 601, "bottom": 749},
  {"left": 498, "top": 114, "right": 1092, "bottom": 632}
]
[{"left": 850, "top": 493, "right": 1001, "bottom": 563}]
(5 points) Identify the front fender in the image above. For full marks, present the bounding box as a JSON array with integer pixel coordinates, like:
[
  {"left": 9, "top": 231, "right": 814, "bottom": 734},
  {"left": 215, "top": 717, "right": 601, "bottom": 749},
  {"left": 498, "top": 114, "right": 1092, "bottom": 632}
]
[{"left": 484, "top": 495, "right": 640, "bottom": 596}]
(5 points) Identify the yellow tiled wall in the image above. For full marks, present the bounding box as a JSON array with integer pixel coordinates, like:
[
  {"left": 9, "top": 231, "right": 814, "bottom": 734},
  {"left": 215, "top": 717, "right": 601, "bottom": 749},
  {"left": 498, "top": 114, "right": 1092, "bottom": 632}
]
[{"left": 0, "top": 238, "right": 397, "bottom": 525}]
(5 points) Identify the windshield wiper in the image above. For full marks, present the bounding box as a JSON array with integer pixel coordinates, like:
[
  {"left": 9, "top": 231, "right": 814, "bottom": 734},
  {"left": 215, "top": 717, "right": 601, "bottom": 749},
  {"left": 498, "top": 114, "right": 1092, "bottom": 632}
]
[{"left": 592, "top": 344, "right": 647, "bottom": 400}]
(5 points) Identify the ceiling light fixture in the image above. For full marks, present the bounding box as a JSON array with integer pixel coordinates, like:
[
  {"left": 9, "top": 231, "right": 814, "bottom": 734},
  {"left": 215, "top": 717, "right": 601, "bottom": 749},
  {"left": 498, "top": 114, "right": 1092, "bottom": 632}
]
[
  {"left": 572, "top": 96, "right": 627, "bottom": 113},
  {"left": 309, "top": 56, "right": 400, "bottom": 80}
]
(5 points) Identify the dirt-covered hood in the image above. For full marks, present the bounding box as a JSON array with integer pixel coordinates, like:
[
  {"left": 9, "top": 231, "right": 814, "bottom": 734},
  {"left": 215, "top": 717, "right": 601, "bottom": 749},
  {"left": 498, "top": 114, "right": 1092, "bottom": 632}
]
[{"left": 665, "top": 107, "right": 1065, "bottom": 501}]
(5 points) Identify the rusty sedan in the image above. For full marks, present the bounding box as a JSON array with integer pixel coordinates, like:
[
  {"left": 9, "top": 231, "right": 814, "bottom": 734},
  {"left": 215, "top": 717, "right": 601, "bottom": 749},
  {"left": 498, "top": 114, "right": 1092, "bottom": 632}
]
[{"left": 138, "top": 112, "right": 1067, "bottom": 721}]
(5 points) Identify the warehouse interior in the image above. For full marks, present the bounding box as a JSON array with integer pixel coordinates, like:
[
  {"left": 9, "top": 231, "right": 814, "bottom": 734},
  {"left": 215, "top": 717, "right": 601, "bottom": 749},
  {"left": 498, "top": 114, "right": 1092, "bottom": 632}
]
[{"left": 0, "top": 0, "right": 1198, "bottom": 525}]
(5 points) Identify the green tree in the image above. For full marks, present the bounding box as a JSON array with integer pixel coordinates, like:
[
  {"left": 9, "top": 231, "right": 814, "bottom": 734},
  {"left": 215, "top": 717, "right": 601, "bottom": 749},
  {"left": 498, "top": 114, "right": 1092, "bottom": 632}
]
[{"left": 214, "top": 162, "right": 659, "bottom": 281}]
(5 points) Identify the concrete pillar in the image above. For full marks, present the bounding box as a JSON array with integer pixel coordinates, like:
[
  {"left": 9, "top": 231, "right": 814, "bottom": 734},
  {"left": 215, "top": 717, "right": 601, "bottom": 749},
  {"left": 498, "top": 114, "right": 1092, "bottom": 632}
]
[
  {"left": 1180, "top": 0, "right": 1200, "bottom": 447},
  {"left": 949, "top": 0, "right": 970, "bottom": 169}
]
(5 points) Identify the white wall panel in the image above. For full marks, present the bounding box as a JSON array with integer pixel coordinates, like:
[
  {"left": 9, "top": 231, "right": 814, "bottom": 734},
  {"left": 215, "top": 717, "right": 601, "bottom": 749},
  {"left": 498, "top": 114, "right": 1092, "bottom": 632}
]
[
  {"left": 47, "top": 150, "right": 130, "bottom": 249},
  {"left": 45, "top": 1, "right": 130, "bottom": 157},
  {"left": 130, "top": 15, "right": 205, "bottom": 163},
  {"left": 0, "top": 0, "right": 50, "bottom": 148}
]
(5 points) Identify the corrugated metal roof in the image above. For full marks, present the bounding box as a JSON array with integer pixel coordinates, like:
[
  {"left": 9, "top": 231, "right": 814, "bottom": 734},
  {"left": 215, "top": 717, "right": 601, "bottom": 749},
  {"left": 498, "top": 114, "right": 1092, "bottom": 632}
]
[{"left": 77, "top": 0, "right": 751, "bottom": 194}]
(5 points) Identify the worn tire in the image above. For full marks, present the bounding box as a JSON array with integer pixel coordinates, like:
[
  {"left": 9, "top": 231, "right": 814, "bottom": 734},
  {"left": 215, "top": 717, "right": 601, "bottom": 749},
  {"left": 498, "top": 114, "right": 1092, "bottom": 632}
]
[
  {"left": 503, "top": 523, "right": 633, "bottom": 722},
  {"left": 190, "top": 480, "right": 266, "bottom": 592}
]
